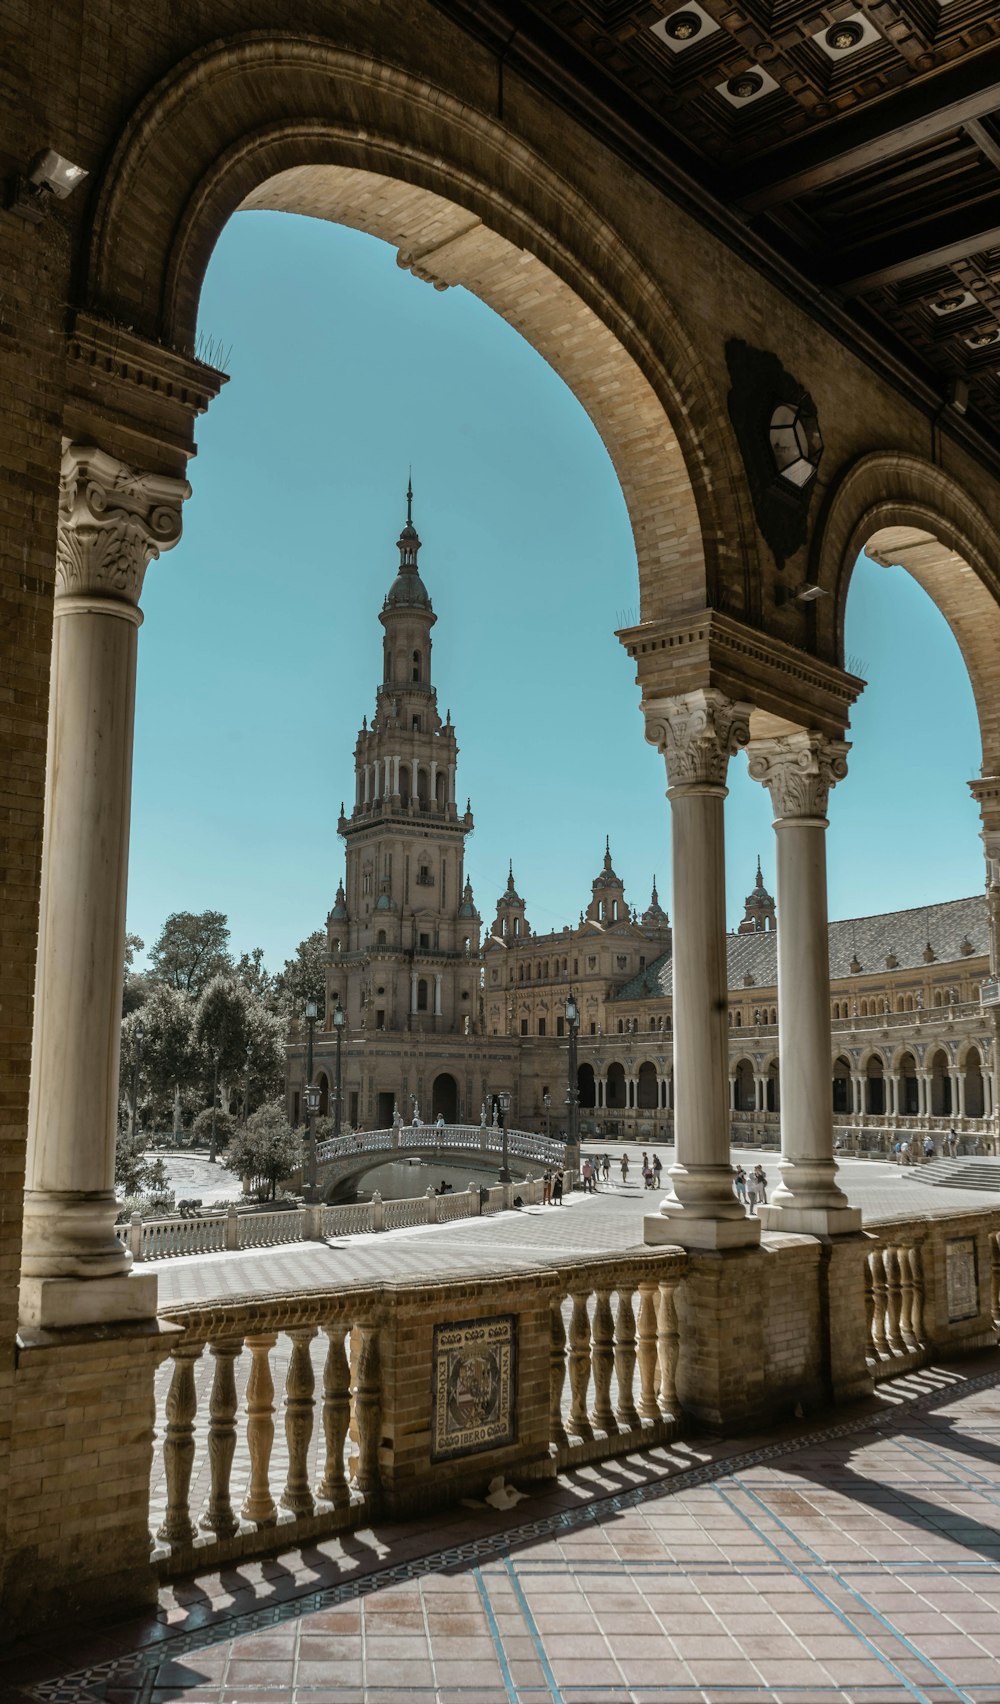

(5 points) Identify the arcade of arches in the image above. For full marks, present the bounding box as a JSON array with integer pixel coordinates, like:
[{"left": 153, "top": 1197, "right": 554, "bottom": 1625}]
[{"left": 7, "top": 0, "right": 1000, "bottom": 1636}]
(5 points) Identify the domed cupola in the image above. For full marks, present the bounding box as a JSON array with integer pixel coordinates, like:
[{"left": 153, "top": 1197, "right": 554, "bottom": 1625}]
[
  {"left": 586, "top": 838, "right": 628, "bottom": 924},
  {"left": 492, "top": 862, "right": 529, "bottom": 940},
  {"left": 737, "top": 855, "right": 776, "bottom": 934},
  {"left": 458, "top": 876, "right": 479, "bottom": 920},
  {"left": 383, "top": 477, "right": 433, "bottom": 612},
  {"left": 328, "top": 879, "right": 348, "bottom": 923},
  {"left": 642, "top": 876, "right": 670, "bottom": 931}
]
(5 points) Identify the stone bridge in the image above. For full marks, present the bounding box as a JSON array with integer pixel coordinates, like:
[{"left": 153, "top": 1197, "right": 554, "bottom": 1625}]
[{"left": 314, "top": 1122, "right": 568, "bottom": 1202}]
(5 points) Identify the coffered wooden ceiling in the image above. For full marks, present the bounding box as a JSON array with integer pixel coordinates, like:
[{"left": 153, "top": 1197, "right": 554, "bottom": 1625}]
[{"left": 435, "top": 0, "right": 1000, "bottom": 454}]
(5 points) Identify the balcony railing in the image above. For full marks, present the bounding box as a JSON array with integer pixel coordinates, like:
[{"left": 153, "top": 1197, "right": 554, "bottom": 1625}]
[{"left": 152, "top": 1247, "right": 688, "bottom": 1574}]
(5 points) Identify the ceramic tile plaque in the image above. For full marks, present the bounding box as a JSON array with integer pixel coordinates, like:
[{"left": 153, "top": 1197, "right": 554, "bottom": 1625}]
[
  {"left": 946, "top": 1236, "right": 979, "bottom": 1322},
  {"left": 431, "top": 1314, "right": 516, "bottom": 1461}
]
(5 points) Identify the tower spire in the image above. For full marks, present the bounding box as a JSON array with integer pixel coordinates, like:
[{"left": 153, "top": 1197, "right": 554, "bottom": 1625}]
[{"left": 406, "top": 470, "right": 413, "bottom": 527}]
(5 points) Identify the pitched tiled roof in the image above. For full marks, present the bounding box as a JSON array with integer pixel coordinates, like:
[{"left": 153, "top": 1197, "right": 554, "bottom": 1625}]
[{"left": 613, "top": 895, "right": 988, "bottom": 1002}]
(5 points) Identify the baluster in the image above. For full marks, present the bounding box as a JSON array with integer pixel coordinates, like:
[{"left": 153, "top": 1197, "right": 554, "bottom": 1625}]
[
  {"left": 864, "top": 1254, "right": 875, "bottom": 1349},
  {"left": 281, "top": 1328, "right": 316, "bottom": 1516},
  {"left": 908, "top": 1244, "right": 925, "bottom": 1346},
  {"left": 636, "top": 1281, "right": 659, "bottom": 1420},
  {"left": 242, "top": 1333, "right": 278, "bottom": 1524},
  {"left": 991, "top": 1232, "right": 1000, "bottom": 1327},
  {"left": 549, "top": 1301, "right": 568, "bottom": 1446},
  {"left": 656, "top": 1276, "right": 680, "bottom": 1417},
  {"left": 591, "top": 1288, "right": 616, "bottom": 1434},
  {"left": 898, "top": 1244, "right": 915, "bottom": 1348},
  {"left": 199, "top": 1338, "right": 242, "bottom": 1536},
  {"left": 614, "top": 1289, "right": 639, "bottom": 1429},
  {"left": 869, "top": 1248, "right": 888, "bottom": 1356},
  {"left": 352, "top": 1324, "right": 381, "bottom": 1496},
  {"left": 567, "top": 1291, "right": 593, "bottom": 1439},
  {"left": 317, "top": 1326, "right": 352, "bottom": 1507},
  {"left": 156, "top": 1342, "right": 202, "bottom": 1544},
  {"left": 884, "top": 1246, "right": 904, "bottom": 1354}
]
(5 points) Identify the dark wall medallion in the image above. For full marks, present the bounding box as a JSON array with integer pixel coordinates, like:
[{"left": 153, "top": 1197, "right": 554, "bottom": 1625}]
[{"left": 726, "top": 339, "right": 823, "bottom": 570}]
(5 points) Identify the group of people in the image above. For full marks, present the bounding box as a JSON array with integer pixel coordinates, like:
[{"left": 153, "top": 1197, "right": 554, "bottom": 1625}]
[
  {"left": 579, "top": 1153, "right": 614, "bottom": 1191},
  {"left": 893, "top": 1129, "right": 959, "bottom": 1165},
  {"left": 615, "top": 1151, "right": 663, "bottom": 1190},
  {"left": 732, "top": 1163, "right": 768, "bottom": 1214},
  {"left": 541, "top": 1168, "right": 565, "bottom": 1205}
]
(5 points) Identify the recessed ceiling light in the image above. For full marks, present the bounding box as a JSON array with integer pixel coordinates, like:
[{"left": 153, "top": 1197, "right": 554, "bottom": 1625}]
[
  {"left": 929, "top": 290, "right": 976, "bottom": 316},
  {"left": 717, "top": 65, "right": 778, "bottom": 107},
  {"left": 815, "top": 12, "right": 880, "bottom": 60},
  {"left": 826, "top": 20, "right": 863, "bottom": 50},
  {"left": 651, "top": 3, "right": 719, "bottom": 53}
]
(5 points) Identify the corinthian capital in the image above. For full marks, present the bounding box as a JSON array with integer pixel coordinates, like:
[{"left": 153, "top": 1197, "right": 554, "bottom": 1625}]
[
  {"left": 747, "top": 731, "right": 849, "bottom": 820},
  {"left": 643, "top": 689, "right": 752, "bottom": 791},
  {"left": 57, "top": 444, "right": 190, "bottom": 606}
]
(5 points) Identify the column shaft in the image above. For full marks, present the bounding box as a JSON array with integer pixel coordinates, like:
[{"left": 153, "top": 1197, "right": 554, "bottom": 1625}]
[
  {"left": 748, "top": 733, "right": 860, "bottom": 1236},
  {"left": 643, "top": 690, "right": 757, "bottom": 1250},
  {"left": 21, "top": 446, "right": 188, "bottom": 1327}
]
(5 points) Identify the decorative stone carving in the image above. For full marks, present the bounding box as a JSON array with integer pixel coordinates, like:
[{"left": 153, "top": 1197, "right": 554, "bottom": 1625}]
[
  {"left": 747, "top": 731, "right": 849, "bottom": 820},
  {"left": 57, "top": 443, "right": 189, "bottom": 606},
  {"left": 643, "top": 689, "right": 752, "bottom": 791}
]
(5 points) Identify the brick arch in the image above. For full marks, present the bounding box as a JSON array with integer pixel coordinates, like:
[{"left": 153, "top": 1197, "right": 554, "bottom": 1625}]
[
  {"left": 814, "top": 453, "right": 1000, "bottom": 772},
  {"left": 81, "top": 32, "right": 756, "bottom": 621}
]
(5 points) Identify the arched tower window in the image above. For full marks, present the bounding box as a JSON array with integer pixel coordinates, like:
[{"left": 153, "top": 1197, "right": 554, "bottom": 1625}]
[
  {"left": 417, "top": 978, "right": 428, "bottom": 1011},
  {"left": 412, "top": 649, "right": 421, "bottom": 682}
]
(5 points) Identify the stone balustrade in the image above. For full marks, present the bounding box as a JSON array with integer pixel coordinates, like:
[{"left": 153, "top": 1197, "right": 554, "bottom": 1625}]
[
  {"left": 120, "top": 1177, "right": 556, "bottom": 1261},
  {"left": 152, "top": 1246, "right": 687, "bottom": 1574},
  {"left": 863, "top": 1205, "right": 1000, "bottom": 1380}
]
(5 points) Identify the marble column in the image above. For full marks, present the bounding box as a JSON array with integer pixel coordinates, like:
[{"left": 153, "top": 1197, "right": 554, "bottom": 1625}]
[
  {"left": 643, "top": 690, "right": 758, "bottom": 1249},
  {"left": 433, "top": 973, "right": 443, "bottom": 1017},
  {"left": 20, "top": 445, "right": 189, "bottom": 1328},
  {"left": 747, "top": 732, "right": 861, "bottom": 1235},
  {"left": 363, "top": 765, "right": 370, "bottom": 806},
  {"left": 410, "top": 970, "right": 418, "bottom": 1014}
]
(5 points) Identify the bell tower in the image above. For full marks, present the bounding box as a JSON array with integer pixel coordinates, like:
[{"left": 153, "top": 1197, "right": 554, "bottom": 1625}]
[{"left": 331, "top": 488, "right": 480, "bottom": 1035}]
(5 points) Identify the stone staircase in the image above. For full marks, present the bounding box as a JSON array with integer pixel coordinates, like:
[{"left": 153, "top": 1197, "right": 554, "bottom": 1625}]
[{"left": 910, "top": 1157, "right": 1000, "bottom": 1192}]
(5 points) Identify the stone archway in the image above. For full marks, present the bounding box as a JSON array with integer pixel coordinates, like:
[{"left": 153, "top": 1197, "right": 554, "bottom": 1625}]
[
  {"left": 605, "top": 1062, "right": 626, "bottom": 1110},
  {"left": 578, "top": 1063, "right": 596, "bottom": 1110},
  {"left": 431, "top": 1072, "right": 458, "bottom": 1123},
  {"left": 81, "top": 39, "right": 752, "bottom": 624},
  {"left": 817, "top": 454, "right": 1000, "bottom": 776},
  {"left": 636, "top": 1061, "right": 658, "bottom": 1111}
]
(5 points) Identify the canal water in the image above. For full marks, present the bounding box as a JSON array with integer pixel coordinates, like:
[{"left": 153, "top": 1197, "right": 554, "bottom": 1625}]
[{"left": 354, "top": 1156, "right": 541, "bottom": 1202}]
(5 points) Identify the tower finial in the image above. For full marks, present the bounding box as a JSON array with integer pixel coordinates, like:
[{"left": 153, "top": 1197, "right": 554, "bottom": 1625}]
[{"left": 406, "top": 470, "right": 413, "bottom": 527}]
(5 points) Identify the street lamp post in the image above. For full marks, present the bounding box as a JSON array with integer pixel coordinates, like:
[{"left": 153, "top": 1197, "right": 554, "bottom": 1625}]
[
  {"left": 304, "top": 997, "right": 318, "bottom": 1201},
  {"left": 543, "top": 1090, "right": 551, "bottom": 1141},
  {"left": 130, "top": 1019, "right": 145, "bottom": 1141},
  {"left": 565, "top": 993, "right": 580, "bottom": 1171},
  {"left": 498, "top": 1089, "right": 512, "bottom": 1183},
  {"left": 333, "top": 1001, "right": 345, "bottom": 1139},
  {"left": 209, "top": 1049, "right": 220, "bottom": 1163}
]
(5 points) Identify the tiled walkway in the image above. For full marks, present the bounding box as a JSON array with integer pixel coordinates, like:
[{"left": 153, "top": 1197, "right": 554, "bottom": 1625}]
[{"left": 9, "top": 1358, "right": 1000, "bottom": 1704}]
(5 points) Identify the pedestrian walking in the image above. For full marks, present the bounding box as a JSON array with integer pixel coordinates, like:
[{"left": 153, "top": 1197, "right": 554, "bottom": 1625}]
[
  {"left": 922, "top": 1134, "right": 935, "bottom": 1161},
  {"left": 733, "top": 1165, "right": 747, "bottom": 1208},
  {"left": 619, "top": 1152, "right": 630, "bottom": 1185},
  {"left": 745, "top": 1169, "right": 758, "bottom": 1214},
  {"left": 552, "top": 1168, "right": 564, "bottom": 1205},
  {"left": 542, "top": 1170, "right": 552, "bottom": 1206},
  {"left": 582, "top": 1156, "right": 595, "bottom": 1193},
  {"left": 652, "top": 1153, "right": 662, "bottom": 1186},
  {"left": 601, "top": 1152, "right": 611, "bottom": 1183},
  {"left": 754, "top": 1163, "right": 768, "bottom": 1203},
  {"left": 641, "top": 1150, "right": 649, "bottom": 1177}
]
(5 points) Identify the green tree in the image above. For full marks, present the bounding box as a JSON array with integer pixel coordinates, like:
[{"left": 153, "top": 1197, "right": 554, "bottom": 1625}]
[
  {"left": 235, "top": 945, "right": 277, "bottom": 1006},
  {"left": 225, "top": 1100, "right": 303, "bottom": 1200},
  {"left": 275, "top": 929, "right": 327, "bottom": 1021},
  {"left": 138, "top": 983, "right": 196, "bottom": 1139},
  {"left": 114, "top": 1123, "right": 168, "bottom": 1198},
  {"left": 149, "top": 910, "right": 232, "bottom": 995},
  {"left": 193, "top": 975, "right": 256, "bottom": 1154}
]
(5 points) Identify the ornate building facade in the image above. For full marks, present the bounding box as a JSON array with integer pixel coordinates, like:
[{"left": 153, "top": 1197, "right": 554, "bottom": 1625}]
[{"left": 289, "top": 507, "right": 999, "bottom": 1159}]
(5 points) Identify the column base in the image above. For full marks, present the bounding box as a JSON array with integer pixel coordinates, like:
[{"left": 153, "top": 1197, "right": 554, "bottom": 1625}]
[
  {"left": 19, "top": 1271, "right": 158, "bottom": 1330},
  {"left": 756, "top": 1203, "right": 862, "bottom": 1237},
  {"left": 645, "top": 1207, "right": 761, "bottom": 1250}
]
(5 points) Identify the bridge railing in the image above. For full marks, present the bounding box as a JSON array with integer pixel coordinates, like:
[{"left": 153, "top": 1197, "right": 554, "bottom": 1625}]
[{"left": 315, "top": 1122, "right": 567, "bottom": 1170}]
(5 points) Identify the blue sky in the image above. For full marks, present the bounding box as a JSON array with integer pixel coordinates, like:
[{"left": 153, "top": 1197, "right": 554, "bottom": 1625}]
[{"left": 127, "top": 211, "right": 984, "bottom": 969}]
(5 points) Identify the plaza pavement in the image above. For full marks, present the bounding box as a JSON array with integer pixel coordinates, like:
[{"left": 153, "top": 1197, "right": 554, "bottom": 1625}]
[
  {"left": 9, "top": 1356, "right": 1000, "bottom": 1704},
  {"left": 149, "top": 1146, "right": 1000, "bottom": 1310}
]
